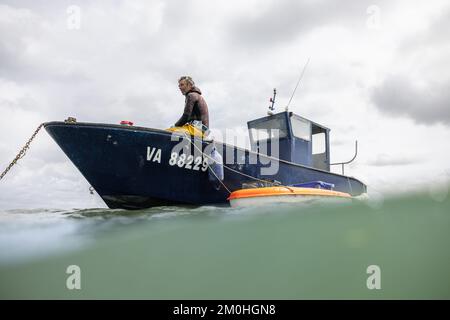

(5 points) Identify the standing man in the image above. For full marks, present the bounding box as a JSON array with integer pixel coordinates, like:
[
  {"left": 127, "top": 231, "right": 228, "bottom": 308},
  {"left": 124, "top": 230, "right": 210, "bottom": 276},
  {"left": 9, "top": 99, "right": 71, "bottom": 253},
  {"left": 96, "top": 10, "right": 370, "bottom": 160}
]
[{"left": 175, "top": 76, "right": 209, "bottom": 131}]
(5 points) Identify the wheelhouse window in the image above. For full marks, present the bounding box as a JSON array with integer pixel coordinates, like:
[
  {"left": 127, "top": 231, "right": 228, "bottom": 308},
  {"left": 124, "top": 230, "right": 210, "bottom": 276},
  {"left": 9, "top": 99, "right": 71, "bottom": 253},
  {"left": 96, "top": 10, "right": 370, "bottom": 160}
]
[
  {"left": 290, "top": 116, "right": 311, "bottom": 141},
  {"left": 249, "top": 118, "right": 288, "bottom": 143},
  {"left": 312, "top": 132, "right": 326, "bottom": 154}
]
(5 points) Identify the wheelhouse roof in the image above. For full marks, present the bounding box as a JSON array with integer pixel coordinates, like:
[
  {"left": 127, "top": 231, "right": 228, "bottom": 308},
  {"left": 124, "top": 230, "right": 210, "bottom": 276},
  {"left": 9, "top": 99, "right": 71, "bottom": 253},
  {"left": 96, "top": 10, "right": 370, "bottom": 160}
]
[{"left": 247, "top": 111, "right": 330, "bottom": 132}]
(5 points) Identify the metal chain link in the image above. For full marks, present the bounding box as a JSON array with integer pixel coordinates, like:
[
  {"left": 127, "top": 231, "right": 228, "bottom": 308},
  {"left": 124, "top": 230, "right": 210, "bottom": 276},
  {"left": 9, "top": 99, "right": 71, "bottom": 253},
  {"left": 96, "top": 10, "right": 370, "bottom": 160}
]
[{"left": 0, "top": 123, "right": 44, "bottom": 181}]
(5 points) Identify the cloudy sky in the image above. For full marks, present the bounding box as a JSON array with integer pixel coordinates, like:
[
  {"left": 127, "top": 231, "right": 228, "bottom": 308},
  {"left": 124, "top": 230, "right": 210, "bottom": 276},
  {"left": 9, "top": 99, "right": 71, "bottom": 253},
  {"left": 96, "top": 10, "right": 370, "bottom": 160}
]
[{"left": 0, "top": 0, "right": 449, "bottom": 209}]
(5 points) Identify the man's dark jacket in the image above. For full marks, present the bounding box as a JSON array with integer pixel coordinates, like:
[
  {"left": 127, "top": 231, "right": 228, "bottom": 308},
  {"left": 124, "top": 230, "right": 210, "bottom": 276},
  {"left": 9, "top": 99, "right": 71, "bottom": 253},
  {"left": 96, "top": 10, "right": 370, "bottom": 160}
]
[{"left": 175, "top": 86, "right": 209, "bottom": 128}]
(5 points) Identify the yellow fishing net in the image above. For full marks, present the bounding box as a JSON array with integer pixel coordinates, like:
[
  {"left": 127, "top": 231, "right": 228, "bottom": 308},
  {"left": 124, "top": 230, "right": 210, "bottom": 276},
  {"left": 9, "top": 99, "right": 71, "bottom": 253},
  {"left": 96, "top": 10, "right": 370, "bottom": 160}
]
[{"left": 166, "top": 124, "right": 205, "bottom": 138}]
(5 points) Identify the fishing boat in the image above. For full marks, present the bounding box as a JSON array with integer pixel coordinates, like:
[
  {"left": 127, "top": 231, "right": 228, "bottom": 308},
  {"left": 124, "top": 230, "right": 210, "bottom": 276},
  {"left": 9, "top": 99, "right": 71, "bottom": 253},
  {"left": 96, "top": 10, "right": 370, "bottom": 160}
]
[{"left": 44, "top": 110, "right": 367, "bottom": 209}]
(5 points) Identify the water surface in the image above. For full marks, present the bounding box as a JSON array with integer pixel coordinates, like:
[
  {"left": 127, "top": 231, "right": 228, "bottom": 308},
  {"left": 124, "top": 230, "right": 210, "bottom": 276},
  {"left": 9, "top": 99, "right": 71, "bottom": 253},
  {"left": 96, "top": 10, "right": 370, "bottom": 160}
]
[{"left": 0, "top": 191, "right": 449, "bottom": 299}]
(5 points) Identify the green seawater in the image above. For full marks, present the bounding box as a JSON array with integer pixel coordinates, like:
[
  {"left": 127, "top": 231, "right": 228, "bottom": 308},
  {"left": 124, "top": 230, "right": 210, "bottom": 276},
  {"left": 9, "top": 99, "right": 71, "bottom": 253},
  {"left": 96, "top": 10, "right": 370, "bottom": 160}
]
[{"left": 0, "top": 191, "right": 449, "bottom": 299}]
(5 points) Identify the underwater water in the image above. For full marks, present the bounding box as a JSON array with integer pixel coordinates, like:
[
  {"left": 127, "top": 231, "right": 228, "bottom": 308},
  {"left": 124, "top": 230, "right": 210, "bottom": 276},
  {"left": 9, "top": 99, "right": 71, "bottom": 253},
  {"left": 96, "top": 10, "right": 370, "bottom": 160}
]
[{"left": 0, "top": 190, "right": 449, "bottom": 299}]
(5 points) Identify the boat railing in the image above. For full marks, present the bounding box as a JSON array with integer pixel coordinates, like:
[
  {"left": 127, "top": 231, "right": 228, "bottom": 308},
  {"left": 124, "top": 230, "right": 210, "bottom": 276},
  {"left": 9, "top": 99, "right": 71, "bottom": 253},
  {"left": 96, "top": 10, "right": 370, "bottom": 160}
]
[{"left": 330, "top": 140, "right": 358, "bottom": 175}]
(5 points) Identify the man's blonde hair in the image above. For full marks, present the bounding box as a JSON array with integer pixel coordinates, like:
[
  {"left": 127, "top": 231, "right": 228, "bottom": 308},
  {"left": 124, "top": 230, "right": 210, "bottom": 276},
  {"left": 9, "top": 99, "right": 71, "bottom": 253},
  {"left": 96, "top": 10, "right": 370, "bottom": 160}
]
[{"left": 178, "top": 76, "right": 195, "bottom": 86}]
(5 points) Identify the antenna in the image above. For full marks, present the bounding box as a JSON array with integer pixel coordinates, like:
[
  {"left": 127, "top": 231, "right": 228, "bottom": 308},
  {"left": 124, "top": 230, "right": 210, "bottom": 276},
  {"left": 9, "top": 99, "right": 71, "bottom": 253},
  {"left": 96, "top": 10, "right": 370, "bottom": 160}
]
[
  {"left": 286, "top": 57, "right": 310, "bottom": 111},
  {"left": 268, "top": 88, "right": 277, "bottom": 115}
]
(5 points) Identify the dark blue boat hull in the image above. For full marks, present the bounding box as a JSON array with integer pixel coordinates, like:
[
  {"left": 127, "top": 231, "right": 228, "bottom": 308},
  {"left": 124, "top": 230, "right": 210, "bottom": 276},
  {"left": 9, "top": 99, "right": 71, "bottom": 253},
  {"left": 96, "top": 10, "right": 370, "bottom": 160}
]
[{"left": 45, "top": 122, "right": 367, "bottom": 209}]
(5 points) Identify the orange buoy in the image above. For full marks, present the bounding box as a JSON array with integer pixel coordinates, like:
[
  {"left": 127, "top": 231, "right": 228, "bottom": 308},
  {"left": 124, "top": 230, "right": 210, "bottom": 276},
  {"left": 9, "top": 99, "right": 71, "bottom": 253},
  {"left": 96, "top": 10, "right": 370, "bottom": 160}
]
[{"left": 228, "top": 186, "right": 351, "bottom": 207}]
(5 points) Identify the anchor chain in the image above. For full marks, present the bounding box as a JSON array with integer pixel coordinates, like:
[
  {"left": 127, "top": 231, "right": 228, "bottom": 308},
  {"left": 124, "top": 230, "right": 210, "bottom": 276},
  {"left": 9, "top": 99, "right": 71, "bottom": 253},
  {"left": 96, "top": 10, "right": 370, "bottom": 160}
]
[{"left": 0, "top": 123, "right": 44, "bottom": 181}]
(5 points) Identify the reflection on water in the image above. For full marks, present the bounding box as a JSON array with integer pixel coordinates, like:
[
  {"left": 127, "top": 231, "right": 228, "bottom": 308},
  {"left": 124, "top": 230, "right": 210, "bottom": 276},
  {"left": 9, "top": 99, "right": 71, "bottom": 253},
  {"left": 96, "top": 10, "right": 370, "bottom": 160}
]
[{"left": 0, "top": 190, "right": 449, "bottom": 299}]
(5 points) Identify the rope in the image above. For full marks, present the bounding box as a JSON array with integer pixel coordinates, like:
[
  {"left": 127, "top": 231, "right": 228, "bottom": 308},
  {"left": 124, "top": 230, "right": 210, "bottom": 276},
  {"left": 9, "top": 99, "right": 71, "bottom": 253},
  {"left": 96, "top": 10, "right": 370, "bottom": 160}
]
[
  {"left": 180, "top": 133, "right": 280, "bottom": 194},
  {"left": 181, "top": 132, "right": 232, "bottom": 194},
  {"left": 208, "top": 166, "right": 232, "bottom": 194},
  {"left": 0, "top": 123, "right": 44, "bottom": 181}
]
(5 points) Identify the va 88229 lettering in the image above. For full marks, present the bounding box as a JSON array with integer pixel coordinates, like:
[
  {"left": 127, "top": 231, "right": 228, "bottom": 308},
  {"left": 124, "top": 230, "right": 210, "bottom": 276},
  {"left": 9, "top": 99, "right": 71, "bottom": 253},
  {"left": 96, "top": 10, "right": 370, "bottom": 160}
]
[
  {"left": 146, "top": 146, "right": 208, "bottom": 172},
  {"left": 168, "top": 152, "right": 208, "bottom": 171}
]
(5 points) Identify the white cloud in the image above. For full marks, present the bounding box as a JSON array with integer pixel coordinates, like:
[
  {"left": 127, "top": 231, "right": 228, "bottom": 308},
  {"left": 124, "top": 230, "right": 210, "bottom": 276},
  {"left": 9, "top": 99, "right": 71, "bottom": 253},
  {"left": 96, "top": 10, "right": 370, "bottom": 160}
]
[{"left": 1, "top": 0, "right": 450, "bottom": 208}]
